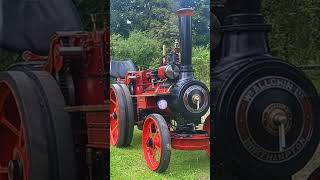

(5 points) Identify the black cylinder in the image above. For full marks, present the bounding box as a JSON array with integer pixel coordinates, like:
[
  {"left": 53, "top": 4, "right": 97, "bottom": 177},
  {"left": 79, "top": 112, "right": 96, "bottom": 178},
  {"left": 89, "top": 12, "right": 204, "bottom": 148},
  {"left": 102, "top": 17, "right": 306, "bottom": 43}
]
[
  {"left": 177, "top": 8, "right": 193, "bottom": 68},
  {"left": 226, "top": 0, "right": 262, "bottom": 14}
]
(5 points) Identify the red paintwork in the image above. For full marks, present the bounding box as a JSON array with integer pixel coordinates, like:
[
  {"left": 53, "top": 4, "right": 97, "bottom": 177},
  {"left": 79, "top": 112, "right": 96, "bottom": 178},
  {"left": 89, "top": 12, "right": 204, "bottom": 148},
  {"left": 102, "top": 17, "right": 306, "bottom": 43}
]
[
  {"left": 157, "top": 66, "right": 166, "bottom": 80},
  {"left": 109, "top": 86, "right": 119, "bottom": 146},
  {"left": 171, "top": 133, "right": 209, "bottom": 150},
  {"left": 203, "top": 116, "right": 210, "bottom": 157},
  {"left": 0, "top": 81, "right": 30, "bottom": 180},
  {"left": 27, "top": 30, "right": 109, "bottom": 150},
  {"left": 22, "top": 51, "right": 48, "bottom": 61}
]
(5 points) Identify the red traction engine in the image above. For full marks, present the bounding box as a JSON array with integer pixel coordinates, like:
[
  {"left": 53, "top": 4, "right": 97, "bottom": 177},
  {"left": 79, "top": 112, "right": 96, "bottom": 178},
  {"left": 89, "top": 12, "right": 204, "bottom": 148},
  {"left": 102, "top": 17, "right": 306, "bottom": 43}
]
[
  {"left": 0, "top": 30, "right": 108, "bottom": 179},
  {"left": 110, "top": 8, "right": 210, "bottom": 172}
]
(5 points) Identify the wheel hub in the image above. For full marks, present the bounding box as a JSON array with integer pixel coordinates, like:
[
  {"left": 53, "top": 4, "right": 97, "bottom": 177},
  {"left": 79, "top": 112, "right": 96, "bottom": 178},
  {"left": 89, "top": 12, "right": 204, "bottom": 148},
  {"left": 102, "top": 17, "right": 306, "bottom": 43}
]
[
  {"left": 262, "top": 103, "right": 292, "bottom": 136},
  {"left": 7, "top": 160, "right": 22, "bottom": 180},
  {"left": 147, "top": 138, "right": 154, "bottom": 148},
  {"left": 111, "top": 112, "right": 117, "bottom": 119}
]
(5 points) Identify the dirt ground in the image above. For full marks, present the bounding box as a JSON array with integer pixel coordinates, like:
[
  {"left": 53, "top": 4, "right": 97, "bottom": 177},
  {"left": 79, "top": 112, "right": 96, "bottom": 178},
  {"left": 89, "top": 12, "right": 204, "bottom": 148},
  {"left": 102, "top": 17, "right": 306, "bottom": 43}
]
[{"left": 293, "top": 144, "right": 320, "bottom": 180}]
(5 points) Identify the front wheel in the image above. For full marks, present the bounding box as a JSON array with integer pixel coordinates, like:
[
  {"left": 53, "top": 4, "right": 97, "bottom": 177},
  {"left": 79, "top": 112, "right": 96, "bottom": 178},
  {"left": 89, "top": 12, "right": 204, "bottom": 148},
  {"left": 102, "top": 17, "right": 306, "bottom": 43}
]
[{"left": 142, "top": 114, "right": 171, "bottom": 173}]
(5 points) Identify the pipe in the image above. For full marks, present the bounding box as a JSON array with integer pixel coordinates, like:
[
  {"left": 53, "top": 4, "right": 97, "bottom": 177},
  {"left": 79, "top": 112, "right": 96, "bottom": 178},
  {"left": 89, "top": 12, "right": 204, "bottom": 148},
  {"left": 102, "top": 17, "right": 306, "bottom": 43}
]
[
  {"left": 176, "top": 8, "right": 194, "bottom": 79},
  {"left": 225, "top": 0, "right": 262, "bottom": 14}
]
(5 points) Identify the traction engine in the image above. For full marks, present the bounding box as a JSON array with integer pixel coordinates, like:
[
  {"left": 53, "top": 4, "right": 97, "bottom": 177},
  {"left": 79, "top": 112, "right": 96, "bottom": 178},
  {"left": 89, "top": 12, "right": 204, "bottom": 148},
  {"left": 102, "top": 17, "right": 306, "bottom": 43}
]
[
  {"left": 212, "top": 0, "right": 320, "bottom": 179},
  {"left": 110, "top": 8, "right": 210, "bottom": 172},
  {"left": 0, "top": 22, "right": 108, "bottom": 180}
]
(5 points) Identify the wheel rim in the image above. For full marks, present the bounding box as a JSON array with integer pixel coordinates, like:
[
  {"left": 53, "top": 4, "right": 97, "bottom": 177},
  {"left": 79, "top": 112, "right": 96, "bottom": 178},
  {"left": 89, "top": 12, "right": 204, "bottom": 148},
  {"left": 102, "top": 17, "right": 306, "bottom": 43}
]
[
  {"left": 142, "top": 117, "right": 162, "bottom": 171},
  {"left": 110, "top": 87, "right": 119, "bottom": 146},
  {"left": 0, "top": 81, "right": 29, "bottom": 180}
]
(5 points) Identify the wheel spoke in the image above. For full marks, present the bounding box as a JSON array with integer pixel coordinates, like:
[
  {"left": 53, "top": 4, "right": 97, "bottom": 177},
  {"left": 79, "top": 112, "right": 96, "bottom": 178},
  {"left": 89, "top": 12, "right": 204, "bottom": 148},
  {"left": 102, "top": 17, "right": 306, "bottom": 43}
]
[
  {"left": 153, "top": 129, "right": 159, "bottom": 139},
  {"left": 1, "top": 116, "right": 20, "bottom": 136},
  {"left": 153, "top": 134, "right": 161, "bottom": 149},
  {"left": 150, "top": 148, "right": 157, "bottom": 162},
  {"left": 0, "top": 89, "right": 10, "bottom": 108},
  {"left": 110, "top": 98, "right": 116, "bottom": 105},
  {"left": 148, "top": 126, "right": 153, "bottom": 138},
  {"left": 111, "top": 123, "right": 119, "bottom": 136}
]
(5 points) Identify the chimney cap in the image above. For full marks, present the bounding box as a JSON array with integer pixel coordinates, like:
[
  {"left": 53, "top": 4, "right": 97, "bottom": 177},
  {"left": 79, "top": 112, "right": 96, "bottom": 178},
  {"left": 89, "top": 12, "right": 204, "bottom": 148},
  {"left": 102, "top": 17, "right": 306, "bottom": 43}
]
[{"left": 176, "top": 8, "right": 194, "bottom": 17}]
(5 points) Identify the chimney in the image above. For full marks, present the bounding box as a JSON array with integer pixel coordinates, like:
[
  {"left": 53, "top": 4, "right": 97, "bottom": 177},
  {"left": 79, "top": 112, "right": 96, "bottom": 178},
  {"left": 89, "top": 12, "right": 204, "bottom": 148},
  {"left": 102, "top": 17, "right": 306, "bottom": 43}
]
[{"left": 176, "top": 8, "right": 194, "bottom": 79}]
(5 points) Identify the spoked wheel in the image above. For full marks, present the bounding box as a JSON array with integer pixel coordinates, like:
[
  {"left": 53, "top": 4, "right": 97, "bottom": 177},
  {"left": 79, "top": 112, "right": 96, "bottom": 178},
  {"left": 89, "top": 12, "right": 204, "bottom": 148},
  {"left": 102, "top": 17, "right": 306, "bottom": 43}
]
[
  {"left": 203, "top": 116, "right": 210, "bottom": 157},
  {"left": 110, "top": 84, "right": 134, "bottom": 147},
  {"left": 0, "top": 71, "right": 49, "bottom": 180},
  {"left": 142, "top": 114, "right": 171, "bottom": 173}
]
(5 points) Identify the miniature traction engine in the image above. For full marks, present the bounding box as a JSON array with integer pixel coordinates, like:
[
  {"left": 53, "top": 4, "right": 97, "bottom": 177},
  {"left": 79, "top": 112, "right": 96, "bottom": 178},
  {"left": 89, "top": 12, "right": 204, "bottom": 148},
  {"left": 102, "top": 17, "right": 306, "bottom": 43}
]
[{"left": 110, "top": 8, "right": 210, "bottom": 173}]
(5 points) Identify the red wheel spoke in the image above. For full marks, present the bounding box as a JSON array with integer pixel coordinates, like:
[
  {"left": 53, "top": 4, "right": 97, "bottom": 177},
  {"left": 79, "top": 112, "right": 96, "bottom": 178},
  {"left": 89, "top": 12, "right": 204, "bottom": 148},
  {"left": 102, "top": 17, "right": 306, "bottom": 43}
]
[
  {"left": 0, "top": 89, "right": 10, "bottom": 108},
  {"left": 148, "top": 126, "right": 153, "bottom": 138},
  {"left": 111, "top": 123, "right": 119, "bottom": 135},
  {"left": 153, "top": 129, "right": 159, "bottom": 139},
  {"left": 1, "top": 116, "right": 20, "bottom": 136},
  {"left": 153, "top": 135, "right": 161, "bottom": 149},
  {"left": 150, "top": 148, "right": 157, "bottom": 161},
  {"left": 110, "top": 98, "right": 116, "bottom": 105}
]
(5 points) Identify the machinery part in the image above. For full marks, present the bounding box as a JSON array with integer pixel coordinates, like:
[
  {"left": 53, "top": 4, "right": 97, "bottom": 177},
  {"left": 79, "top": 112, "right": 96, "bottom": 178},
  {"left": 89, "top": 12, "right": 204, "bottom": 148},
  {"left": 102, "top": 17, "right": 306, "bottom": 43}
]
[
  {"left": 55, "top": 68, "right": 76, "bottom": 105},
  {"left": 142, "top": 114, "right": 171, "bottom": 173},
  {"left": 7, "top": 61, "right": 46, "bottom": 71},
  {"left": 203, "top": 116, "right": 210, "bottom": 157},
  {"left": 212, "top": 13, "right": 221, "bottom": 49},
  {"left": 110, "top": 84, "right": 134, "bottom": 147},
  {"left": 0, "top": 71, "right": 68, "bottom": 180},
  {"left": 214, "top": 60, "right": 320, "bottom": 177},
  {"left": 170, "top": 80, "right": 209, "bottom": 123},
  {"left": 158, "top": 65, "right": 180, "bottom": 80},
  {"left": 23, "top": 71, "right": 77, "bottom": 180},
  {"left": 119, "top": 84, "right": 134, "bottom": 146}
]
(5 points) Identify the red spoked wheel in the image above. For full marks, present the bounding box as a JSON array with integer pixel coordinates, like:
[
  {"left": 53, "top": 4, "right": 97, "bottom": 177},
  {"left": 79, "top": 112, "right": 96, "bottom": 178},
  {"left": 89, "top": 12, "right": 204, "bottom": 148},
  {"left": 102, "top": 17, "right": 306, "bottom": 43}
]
[
  {"left": 0, "top": 72, "right": 50, "bottom": 180},
  {"left": 142, "top": 114, "right": 171, "bottom": 173},
  {"left": 203, "top": 116, "right": 210, "bottom": 157},
  {"left": 110, "top": 84, "right": 134, "bottom": 147}
]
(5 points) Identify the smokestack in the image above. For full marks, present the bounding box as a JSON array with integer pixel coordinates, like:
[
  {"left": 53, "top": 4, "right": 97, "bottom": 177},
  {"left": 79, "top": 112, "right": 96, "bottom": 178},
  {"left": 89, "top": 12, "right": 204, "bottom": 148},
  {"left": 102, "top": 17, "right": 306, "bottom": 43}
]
[
  {"left": 221, "top": 0, "right": 270, "bottom": 60},
  {"left": 176, "top": 8, "right": 194, "bottom": 79},
  {"left": 226, "top": 0, "right": 262, "bottom": 15}
]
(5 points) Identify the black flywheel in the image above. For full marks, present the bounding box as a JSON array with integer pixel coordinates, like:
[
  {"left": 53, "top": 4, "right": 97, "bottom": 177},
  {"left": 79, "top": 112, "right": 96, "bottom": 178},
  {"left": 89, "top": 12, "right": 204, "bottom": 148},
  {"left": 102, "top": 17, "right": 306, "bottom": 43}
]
[{"left": 214, "top": 59, "right": 320, "bottom": 177}]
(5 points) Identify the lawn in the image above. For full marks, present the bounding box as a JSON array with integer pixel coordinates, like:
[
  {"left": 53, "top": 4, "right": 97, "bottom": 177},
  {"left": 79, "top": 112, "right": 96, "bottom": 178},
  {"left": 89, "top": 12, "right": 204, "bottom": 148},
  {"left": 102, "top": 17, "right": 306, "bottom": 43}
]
[{"left": 110, "top": 128, "right": 210, "bottom": 180}]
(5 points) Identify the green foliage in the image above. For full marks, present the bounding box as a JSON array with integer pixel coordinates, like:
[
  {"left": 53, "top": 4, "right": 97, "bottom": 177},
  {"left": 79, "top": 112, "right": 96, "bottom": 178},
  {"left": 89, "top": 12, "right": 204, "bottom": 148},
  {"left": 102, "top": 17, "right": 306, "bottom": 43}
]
[
  {"left": 263, "top": 0, "right": 320, "bottom": 65},
  {"left": 0, "top": 49, "right": 20, "bottom": 71},
  {"left": 192, "top": 47, "right": 210, "bottom": 87},
  {"left": 110, "top": 0, "right": 209, "bottom": 47},
  {"left": 73, "top": 0, "right": 107, "bottom": 29},
  {"left": 110, "top": 31, "right": 162, "bottom": 67}
]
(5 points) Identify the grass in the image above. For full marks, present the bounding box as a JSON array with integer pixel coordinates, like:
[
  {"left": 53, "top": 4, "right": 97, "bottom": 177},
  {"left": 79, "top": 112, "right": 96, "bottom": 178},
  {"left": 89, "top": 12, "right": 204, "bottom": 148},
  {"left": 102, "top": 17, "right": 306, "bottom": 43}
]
[{"left": 110, "top": 128, "right": 210, "bottom": 180}]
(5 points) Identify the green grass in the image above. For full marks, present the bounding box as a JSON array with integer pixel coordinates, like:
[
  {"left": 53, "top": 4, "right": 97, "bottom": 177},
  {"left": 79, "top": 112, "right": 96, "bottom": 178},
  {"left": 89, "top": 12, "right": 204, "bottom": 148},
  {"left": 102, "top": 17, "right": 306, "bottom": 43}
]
[{"left": 110, "top": 128, "right": 210, "bottom": 180}]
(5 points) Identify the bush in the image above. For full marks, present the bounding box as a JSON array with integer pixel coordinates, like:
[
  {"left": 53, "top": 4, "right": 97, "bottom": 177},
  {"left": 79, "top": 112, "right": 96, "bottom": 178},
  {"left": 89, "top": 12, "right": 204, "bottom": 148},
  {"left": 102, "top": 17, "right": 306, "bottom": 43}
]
[
  {"left": 192, "top": 47, "right": 210, "bottom": 88},
  {"left": 110, "top": 31, "right": 162, "bottom": 68}
]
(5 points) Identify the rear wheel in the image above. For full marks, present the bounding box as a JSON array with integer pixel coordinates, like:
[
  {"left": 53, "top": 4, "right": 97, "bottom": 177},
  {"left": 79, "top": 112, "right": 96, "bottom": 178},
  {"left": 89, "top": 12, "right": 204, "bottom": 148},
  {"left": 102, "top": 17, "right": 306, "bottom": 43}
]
[
  {"left": 0, "top": 71, "right": 50, "bottom": 180},
  {"left": 23, "top": 71, "right": 76, "bottom": 180},
  {"left": 142, "top": 114, "right": 171, "bottom": 173},
  {"left": 110, "top": 84, "right": 134, "bottom": 147},
  {"left": 119, "top": 84, "right": 134, "bottom": 146}
]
